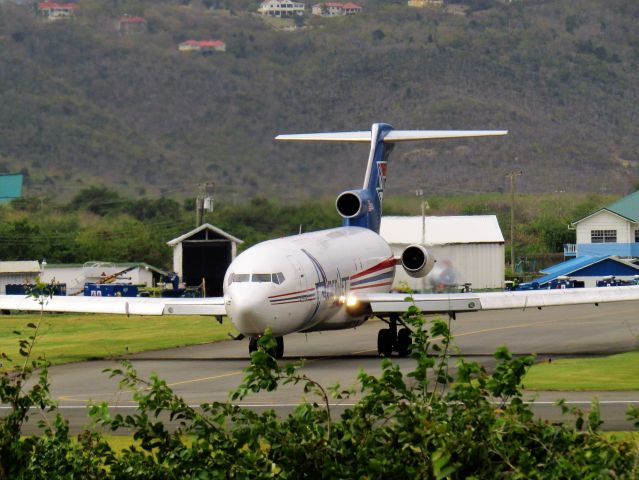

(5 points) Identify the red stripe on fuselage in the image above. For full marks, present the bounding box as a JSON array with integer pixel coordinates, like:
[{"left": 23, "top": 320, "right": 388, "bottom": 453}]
[
  {"left": 350, "top": 257, "right": 396, "bottom": 281},
  {"left": 350, "top": 281, "right": 393, "bottom": 291},
  {"left": 268, "top": 287, "right": 315, "bottom": 299},
  {"left": 270, "top": 297, "right": 317, "bottom": 305}
]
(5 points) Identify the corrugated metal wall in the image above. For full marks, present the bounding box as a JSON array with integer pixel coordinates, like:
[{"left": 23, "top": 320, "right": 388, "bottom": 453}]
[{"left": 390, "top": 243, "right": 504, "bottom": 292}]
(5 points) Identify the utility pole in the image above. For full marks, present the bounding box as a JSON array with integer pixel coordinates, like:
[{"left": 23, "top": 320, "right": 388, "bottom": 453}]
[
  {"left": 416, "top": 189, "right": 429, "bottom": 292},
  {"left": 195, "top": 182, "right": 215, "bottom": 227},
  {"left": 506, "top": 171, "right": 523, "bottom": 270}
]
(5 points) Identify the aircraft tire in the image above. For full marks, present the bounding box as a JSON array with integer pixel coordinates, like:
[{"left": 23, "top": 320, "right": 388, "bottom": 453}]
[
  {"left": 377, "top": 329, "right": 393, "bottom": 357},
  {"left": 275, "top": 336, "right": 284, "bottom": 359},
  {"left": 396, "top": 328, "right": 412, "bottom": 357}
]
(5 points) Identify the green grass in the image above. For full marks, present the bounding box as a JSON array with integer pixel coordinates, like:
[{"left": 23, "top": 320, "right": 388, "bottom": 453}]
[
  {"left": 0, "top": 313, "right": 237, "bottom": 367},
  {"left": 524, "top": 351, "right": 639, "bottom": 390}
]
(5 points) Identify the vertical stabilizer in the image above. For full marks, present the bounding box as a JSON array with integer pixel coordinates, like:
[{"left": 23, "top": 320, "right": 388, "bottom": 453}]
[
  {"left": 347, "top": 122, "right": 393, "bottom": 232},
  {"left": 275, "top": 124, "right": 507, "bottom": 233}
]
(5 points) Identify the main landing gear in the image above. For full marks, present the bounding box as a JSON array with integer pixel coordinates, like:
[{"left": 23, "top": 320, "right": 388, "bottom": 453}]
[
  {"left": 248, "top": 336, "right": 284, "bottom": 359},
  {"left": 377, "top": 315, "right": 412, "bottom": 358}
]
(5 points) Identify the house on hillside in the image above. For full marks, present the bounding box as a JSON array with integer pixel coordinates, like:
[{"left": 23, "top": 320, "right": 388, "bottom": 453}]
[
  {"left": 407, "top": 0, "right": 443, "bottom": 7},
  {"left": 178, "top": 40, "right": 226, "bottom": 54},
  {"left": 311, "top": 2, "right": 362, "bottom": 16},
  {"left": 565, "top": 190, "right": 639, "bottom": 258},
  {"left": 117, "top": 15, "right": 147, "bottom": 35},
  {"left": 38, "top": 2, "right": 76, "bottom": 20},
  {"left": 258, "top": 0, "right": 305, "bottom": 17}
]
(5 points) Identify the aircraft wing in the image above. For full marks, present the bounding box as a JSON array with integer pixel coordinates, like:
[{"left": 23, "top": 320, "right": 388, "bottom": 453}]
[
  {"left": 0, "top": 295, "right": 227, "bottom": 316},
  {"left": 354, "top": 286, "right": 639, "bottom": 315}
]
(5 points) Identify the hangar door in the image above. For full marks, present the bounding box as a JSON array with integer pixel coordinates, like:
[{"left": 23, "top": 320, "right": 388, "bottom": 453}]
[{"left": 182, "top": 235, "right": 232, "bottom": 297}]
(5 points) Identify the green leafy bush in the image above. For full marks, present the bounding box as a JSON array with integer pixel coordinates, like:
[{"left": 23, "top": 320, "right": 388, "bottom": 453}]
[{"left": 1, "top": 300, "right": 638, "bottom": 477}]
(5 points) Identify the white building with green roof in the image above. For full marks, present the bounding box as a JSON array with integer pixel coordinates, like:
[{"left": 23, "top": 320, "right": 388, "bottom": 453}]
[{"left": 570, "top": 191, "right": 639, "bottom": 258}]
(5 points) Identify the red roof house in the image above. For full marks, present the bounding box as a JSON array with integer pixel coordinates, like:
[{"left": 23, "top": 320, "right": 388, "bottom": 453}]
[
  {"left": 117, "top": 15, "right": 147, "bottom": 34},
  {"left": 38, "top": 2, "right": 76, "bottom": 20}
]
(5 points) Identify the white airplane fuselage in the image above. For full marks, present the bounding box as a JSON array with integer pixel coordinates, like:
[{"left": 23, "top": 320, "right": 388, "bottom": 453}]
[{"left": 224, "top": 226, "right": 394, "bottom": 336}]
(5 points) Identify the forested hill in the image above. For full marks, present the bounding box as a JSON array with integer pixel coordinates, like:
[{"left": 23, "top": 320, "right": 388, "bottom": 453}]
[{"left": 1, "top": 0, "right": 639, "bottom": 200}]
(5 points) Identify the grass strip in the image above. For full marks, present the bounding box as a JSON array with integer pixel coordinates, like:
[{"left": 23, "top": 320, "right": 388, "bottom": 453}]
[
  {"left": 0, "top": 313, "right": 237, "bottom": 367},
  {"left": 524, "top": 351, "right": 639, "bottom": 390}
]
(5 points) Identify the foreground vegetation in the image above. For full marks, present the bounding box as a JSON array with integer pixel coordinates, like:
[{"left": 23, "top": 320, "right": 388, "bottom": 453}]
[
  {"left": 524, "top": 351, "right": 639, "bottom": 391},
  {"left": 0, "top": 313, "right": 235, "bottom": 367},
  {"left": 1, "top": 289, "right": 638, "bottom": 478}
]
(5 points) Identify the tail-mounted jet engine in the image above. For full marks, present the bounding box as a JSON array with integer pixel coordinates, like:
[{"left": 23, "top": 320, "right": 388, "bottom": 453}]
[
  {"left": 336, "top": 189, "right": 374, "bottom": 219},
  {"left": 401, "top": 244, "right": 435, "bottom": 278}
]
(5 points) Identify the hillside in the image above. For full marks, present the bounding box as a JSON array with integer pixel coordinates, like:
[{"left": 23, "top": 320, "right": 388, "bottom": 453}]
[{"left": 1, "top": 0, "right": 639, "bottom": 200}]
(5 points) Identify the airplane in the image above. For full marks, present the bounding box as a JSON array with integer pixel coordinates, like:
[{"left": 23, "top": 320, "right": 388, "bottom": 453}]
[{"left": 2, "top": 123, "right": 639, "bottom": 359}]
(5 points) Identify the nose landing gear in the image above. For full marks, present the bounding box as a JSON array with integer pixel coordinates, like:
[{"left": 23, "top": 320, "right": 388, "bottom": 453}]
[
  {"left": 377, "top": 315, "right": 412, "bottom": 358},
  {"left": 248, "top": 336, "right": 284, "bottom": 359}
]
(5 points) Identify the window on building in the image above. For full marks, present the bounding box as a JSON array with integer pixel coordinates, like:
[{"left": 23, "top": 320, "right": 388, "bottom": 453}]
[
  {"left": 591, "top": 229, "right": 617, "bottom": 243},
  {"left": 635, "top": 230, "right": 639, "bottom": 243}
]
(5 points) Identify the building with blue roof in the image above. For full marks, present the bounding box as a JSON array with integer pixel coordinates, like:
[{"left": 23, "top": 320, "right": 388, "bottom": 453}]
[
  {"left": 535, "top": 255, "right": 639, "bottom": 288},
  {"left": 538, "top": 190, "right": 639, "bottom": 287}
]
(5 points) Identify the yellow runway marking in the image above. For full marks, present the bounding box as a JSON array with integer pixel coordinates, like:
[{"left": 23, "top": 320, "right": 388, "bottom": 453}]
[
  {"left": 166, "top": 371, "right": 242, "bottom": 388},
  {"left": 350, "top": 309, "right": 638, "bottom": 356},
  {"left": 453, "top": 319, "right": 559, "bottom": 338}
]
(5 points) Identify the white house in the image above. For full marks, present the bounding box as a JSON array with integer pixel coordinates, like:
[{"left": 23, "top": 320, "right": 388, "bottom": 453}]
[
  {"left": 569, "top": 190, "right": 639, "bottom": 258},
  {"left": 258, "top": 0, "right": 306, "bottom": 17},
  {"left": 380, "top": 215, "right": 505, "bottom": 291}
]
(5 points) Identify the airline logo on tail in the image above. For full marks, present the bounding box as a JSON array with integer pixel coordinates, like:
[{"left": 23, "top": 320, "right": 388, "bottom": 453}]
[{"left": 376, "top": 160, "right": 387, "bottom": 204}]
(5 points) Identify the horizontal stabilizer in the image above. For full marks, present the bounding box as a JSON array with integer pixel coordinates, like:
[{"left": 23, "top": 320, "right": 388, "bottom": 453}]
[{"left": 275, "top": 129, "right": 507, "bottom": 143}]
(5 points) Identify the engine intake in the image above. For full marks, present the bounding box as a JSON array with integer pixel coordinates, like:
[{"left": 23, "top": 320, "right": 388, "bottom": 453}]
[
  {"left": 336, "top": 191, "right": 363, "bottom": 218},
  {"left": 401, "top": 244, "right": 435, "bottom": 278}
]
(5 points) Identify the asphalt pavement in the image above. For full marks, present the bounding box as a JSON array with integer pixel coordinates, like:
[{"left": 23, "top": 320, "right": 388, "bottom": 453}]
[{"left": 4, "top": 300, "right": 639, "bottom": 433}]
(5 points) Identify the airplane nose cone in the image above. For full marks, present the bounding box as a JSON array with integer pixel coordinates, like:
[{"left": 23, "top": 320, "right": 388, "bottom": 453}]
[{"left": 228, "top": 289, "right": 270, "bottom": 336}]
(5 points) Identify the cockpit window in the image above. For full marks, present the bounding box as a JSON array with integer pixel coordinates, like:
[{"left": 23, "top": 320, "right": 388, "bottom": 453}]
[
  {"left": 228, "top": 273, "right": 250, "bottom": 285},
  {"left": 228, "top": 272, "right": 286, "bottom": 285},
  {"left": 252, "top": 273, "right": 272, "bottom": 283}
]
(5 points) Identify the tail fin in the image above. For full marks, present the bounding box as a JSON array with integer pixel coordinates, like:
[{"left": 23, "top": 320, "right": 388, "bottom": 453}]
[{"left": 276, "top": 123, "right": 507, "bottom": 233}]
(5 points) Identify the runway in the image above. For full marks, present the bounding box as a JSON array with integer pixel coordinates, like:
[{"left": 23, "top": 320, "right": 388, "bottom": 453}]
[{"left": 8, "top": 301, "right": 639, "bottom": 433}]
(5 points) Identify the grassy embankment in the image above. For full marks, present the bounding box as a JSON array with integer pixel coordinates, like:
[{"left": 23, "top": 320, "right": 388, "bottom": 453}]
[
  {"left": 0, "top": 313, "right": 237, "bottom": 367},
  {"left": 524, "top": 351, "right": 639, "bottom": 390}
]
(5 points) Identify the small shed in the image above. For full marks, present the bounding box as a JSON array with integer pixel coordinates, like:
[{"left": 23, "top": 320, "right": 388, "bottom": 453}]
[
  {"left": 167, "top": 223, "right": 243, "bottom": 297},
  {"left": 380, "top": 216, "right": 505, "bottom": 291},
  {"left": 0, "top": 261, "right": 41, "bottom": 294}
]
